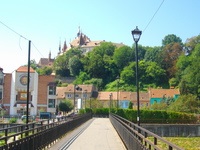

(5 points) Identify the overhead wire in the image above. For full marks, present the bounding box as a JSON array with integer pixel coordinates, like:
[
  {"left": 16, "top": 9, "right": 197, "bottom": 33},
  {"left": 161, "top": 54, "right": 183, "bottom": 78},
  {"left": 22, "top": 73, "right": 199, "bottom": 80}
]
[
  {"left": 0, "top": 20, "right": 28, "bottom": 41},
  {"left": 0, "top": 19, "right": 44, "bottom": 58},
  {"left": 143, "top": 0, "right": 165, "bottom": 33}
]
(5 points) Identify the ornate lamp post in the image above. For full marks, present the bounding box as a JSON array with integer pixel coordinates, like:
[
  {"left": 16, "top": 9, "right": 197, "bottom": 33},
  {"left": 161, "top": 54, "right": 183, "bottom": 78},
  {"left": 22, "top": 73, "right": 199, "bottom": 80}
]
[
  {"left": 109, "top": 93, "right": 112, "bottom": 112},
  {"left": 131, "top": 26, "right": 142, "bottom": 126},
  {"left": 116, "top": 76, "right": 120, "bottom": 109}
]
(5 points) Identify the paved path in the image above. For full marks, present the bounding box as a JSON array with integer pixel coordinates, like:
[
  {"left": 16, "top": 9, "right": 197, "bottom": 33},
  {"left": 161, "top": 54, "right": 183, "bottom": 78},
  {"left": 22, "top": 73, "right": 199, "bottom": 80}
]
[{"left": 49, "top": 118, "right": 126, "bottom": 150}]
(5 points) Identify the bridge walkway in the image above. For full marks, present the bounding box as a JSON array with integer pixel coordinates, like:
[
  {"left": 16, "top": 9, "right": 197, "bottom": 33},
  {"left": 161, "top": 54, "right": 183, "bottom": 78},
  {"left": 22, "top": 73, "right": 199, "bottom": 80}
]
[{"left": 49, "top": 118, "right": 126, "bottom": 150}]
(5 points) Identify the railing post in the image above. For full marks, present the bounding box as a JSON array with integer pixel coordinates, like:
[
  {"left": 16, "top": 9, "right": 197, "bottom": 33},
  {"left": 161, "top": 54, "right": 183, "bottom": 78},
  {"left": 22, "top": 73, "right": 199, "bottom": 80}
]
[{"left": 5, "top": 128, "right": 8, "bottom": 145}]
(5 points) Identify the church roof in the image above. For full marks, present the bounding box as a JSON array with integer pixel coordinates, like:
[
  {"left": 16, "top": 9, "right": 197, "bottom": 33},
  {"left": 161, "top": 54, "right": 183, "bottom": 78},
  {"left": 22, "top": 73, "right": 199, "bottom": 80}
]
[{"left": 38, "top": 58, "right": 54, "bottom": 67}]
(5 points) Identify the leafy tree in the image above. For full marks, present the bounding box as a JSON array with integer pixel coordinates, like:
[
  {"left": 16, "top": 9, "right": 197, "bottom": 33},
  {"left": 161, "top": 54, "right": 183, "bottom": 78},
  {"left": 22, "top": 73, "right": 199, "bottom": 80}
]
[
  {"left": 161, "top": 43, "right": 183, "bottom": 78},
  {"left": 168, "top": 94, "right": 200, "bottom": 113},
  {"left": 53, "top": 54, "right": 70, "bottom": 77},
  {"left": 150, "top": 102, "right": 168, "bottom": 111},
  {"left": 162, "top": 34, "right": 182, "bottom": 47},
  {"left": 36, "top": 66, "right": 52, "bottom": 75},
  {"left": 144, "top": 46, "right": 162, "bottom": 64},
  {"left": 113, "top": 45, "right": 133, "bottom": 71},
  {"left": 144, "top": 61, "right": 167, "bottom": 86},
  {"left": 185, "top": 34, "right": 200, "bottom": 54},
  {"left": 30, "top": 59, "right": 38, "bottom": 70},
  {"left": 120, "top": 62, "right": 135, "bottom": 85},
  {"left": 58, "top": 100, "right": 73, "bottom": 115},
  {"left": 179, "top": 44, "right": 200, "bottom": 97},
  {"left": 68, "top": 56, "right": 83, "bottom": 76},
  {"left": 84, "top": 78, "right": 103, "bottom": 90},
  {"left": 169, "top": 78, "right": 179, "bottom": 88},
  {"left": 128, "top": 101, "right": 133, "bottom": 109},
  {"left": 74, "top": 71, "right": 90, "bottom": 84},
  {"left": 82, "top": 42, "right": 117, "bottom": 86},
  {"left": 66, "top": 47, "right": 83, "bottom": 60}
]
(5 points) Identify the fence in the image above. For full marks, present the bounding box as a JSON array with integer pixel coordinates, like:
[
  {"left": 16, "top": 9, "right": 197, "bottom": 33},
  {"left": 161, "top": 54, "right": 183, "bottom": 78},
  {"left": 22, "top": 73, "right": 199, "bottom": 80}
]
[
  {"left": 109, "top": 113, "right": 183, "bottom": 150},
  {"left": 0, "top": 113, "right": 92, "bottom": 150}
]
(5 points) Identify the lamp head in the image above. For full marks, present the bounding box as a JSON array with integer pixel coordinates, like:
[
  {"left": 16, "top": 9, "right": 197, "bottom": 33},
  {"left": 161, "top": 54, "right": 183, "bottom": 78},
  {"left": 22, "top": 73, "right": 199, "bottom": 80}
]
[{"left": 131, "top": 26, "right": 142, "bottom": 42}]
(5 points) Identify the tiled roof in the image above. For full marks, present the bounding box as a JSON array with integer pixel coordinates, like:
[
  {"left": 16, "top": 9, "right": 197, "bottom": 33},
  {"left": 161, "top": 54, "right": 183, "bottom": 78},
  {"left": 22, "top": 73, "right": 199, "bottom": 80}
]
[
  {"left": 16, "top": 66, "right": 35, "bottom": 73},
  {"left": 56, "top": 84, "right": 95, "bottom": 99},
  {"left": 97, "top": 91, "right": 149, "bottom": 101},
  {"left": 149, "top": 88, "right": 180, "bottom": 98},
  {"left": 38, "top": 58, "right": 54, "bottom": 67},
  {"left": 65, "top": 84, "right": 94, "bottom": 93},
  {"left": 81, "top": 41, "right": 102, "bottom": 47},
  {"left": 56, "top": 87, "right": 68, "bottom": 99}
]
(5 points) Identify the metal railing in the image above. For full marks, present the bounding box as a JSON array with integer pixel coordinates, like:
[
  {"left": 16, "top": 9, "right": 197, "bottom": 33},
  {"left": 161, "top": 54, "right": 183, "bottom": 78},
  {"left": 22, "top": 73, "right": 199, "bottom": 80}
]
[
  {"left": 0, "top": 113, "right": 92, "bottom": 150},
  {"left": 109, "top": 113, "right": 183, "bottom": 150}
]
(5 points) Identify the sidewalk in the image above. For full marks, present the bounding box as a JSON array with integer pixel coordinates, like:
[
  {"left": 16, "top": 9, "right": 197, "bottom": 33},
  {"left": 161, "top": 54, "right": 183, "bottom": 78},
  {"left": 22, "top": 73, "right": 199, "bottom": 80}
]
[{"left": 49, "top": 118, "right": 126, "bottom": 150}]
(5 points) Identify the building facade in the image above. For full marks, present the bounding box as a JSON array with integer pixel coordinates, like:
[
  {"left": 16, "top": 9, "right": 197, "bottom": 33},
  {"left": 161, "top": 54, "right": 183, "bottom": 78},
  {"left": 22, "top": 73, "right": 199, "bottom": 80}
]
[{"left": 2, "top": 66, "right": 56, "bottom": 117}]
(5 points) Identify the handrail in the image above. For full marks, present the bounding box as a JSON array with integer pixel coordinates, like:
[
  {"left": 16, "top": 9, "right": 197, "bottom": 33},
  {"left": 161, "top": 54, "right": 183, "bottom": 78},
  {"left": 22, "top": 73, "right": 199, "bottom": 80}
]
[
  {"left": 110, "top": 113, "right": 183, "bottom": 150},
  {"left": 0, "top": 113, "right": 92, "bottom": 149}
]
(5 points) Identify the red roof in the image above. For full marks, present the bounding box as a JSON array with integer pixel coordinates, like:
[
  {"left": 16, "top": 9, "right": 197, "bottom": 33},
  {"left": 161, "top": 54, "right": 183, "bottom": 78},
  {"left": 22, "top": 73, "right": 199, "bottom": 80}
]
[
  {"left": 149, "top": 88, "right": 180, "bottom": 98},
  {"left": 16, "top": 66, "right": 35, "bottom": 73}
]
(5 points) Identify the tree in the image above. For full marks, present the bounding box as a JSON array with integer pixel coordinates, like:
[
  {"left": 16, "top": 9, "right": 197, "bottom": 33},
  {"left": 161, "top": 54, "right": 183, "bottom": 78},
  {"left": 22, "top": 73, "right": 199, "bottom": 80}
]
[
  {"left": 179, "top": 44, "right": 200, "bottom": 97},
  {"left": 168, "top": 94, "right": 200, "bottom": 113},
  {"left": 58, "top": 100, "right": 73, "bottom": 115},
  {"left": 144, "top": 46, "right": 162, "bottom": 64},
  {"left": 144, "top": 61, "right": 167, "bottom": 86},
  {"left": 37, "top": 66, "right": 53, "bottom": 75},
  {"left": 161, "top": 43, "right": 183, "bottom": 78},
  {"left": 53, "top": 54, "right": 70, "bottom": 77},
  {"left": 162, "top": 34, "right": 182, "bottom": 47},
  {"left": 74, "top": 71, "right": 90, "bottom": 84},
  {"left": 113, "top": 45, "right": 133, "bottom": 71},
  {"left": 30, "top": 59, "right": 38, "bottom": 70},
  {"left": 185, "top": 34, "right": 200, "bottom": 54},
  {"left": 120, "top": 62, "right": 135, "bottom": 85},
  {"left": 68, "top": 56, "right": 83, "bottom": 76},
  {"left": 82, "top": 42, "right": 117, "bottom": 87},
  {"left": 128, "top": 101, "right": 133, "bottom": 109}
]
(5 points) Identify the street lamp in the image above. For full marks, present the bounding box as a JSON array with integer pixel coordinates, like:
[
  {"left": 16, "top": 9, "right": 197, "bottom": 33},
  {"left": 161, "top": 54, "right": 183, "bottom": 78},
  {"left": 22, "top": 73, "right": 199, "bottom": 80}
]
[
  {"left": 73, "top": 85, "right": 82, "bottom": 114},
  {"left": 116, "top": 76, "right": 120, "bottom": 109},
  {"left": 109, "top": 93, "right": 112, "bottom": 112},
  {"left": 131, "top": 26, "right": 142, "bottom": 126},
  {"left": 84, "top": 90, "right": 87, "bottom": 109}
]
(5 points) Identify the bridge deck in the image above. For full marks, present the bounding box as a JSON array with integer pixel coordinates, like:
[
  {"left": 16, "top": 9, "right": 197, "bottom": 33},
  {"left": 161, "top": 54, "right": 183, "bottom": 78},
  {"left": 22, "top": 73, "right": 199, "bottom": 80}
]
[{"left": 49, "top": 118, "right": 126, "bottom": 150}]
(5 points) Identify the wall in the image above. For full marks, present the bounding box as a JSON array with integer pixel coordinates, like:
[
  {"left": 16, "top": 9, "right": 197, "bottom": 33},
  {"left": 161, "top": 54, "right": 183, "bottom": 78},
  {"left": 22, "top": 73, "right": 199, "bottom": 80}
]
[{"left": 142, "top": 124, "right": 200, "bottom": 137}]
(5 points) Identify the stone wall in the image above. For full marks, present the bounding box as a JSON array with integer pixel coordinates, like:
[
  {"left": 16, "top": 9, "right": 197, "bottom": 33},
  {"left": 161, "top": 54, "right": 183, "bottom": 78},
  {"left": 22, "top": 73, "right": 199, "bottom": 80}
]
[{"left": 142, "top": 124, "right": 200, "bottom": 137}]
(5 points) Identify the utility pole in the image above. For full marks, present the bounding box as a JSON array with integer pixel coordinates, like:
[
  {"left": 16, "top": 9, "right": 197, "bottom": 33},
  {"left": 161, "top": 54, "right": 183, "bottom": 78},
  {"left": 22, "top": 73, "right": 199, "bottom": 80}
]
[{"left": 26, "top": 40, "right": 31, "bottom": 129}]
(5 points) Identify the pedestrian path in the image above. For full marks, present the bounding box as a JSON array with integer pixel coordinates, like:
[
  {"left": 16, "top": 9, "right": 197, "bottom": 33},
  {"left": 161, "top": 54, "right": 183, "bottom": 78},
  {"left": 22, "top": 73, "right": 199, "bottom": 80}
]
[{"left": 49, "top": 118, "right": 126, "bottom": 150}]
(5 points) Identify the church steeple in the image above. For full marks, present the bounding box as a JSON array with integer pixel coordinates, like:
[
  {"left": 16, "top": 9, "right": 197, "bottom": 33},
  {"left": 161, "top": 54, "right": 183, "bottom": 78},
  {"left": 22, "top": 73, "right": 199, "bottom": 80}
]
[
  {"left": 62, "top": 40, "right": 67, "bottom": 52},
  {"left": 59, "top": 39, "right": 61, "bottom": 53},
  {"left": 49, "top": 51, "right": 51, "bottom": 61},
  {"left": 77, "top": 26, "right": 81, "bottom": 37}
]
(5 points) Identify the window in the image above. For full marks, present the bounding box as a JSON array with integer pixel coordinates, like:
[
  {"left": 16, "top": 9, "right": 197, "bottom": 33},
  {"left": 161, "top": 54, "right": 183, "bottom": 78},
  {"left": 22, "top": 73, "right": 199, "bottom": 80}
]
[
  {"left": 0, "top": 73, "right": 3, "bottom": 85},
  {"left": 49, "top": 85, "right": 56, "bottom": 95},
  {"left": 125, "top": 101, "right": 129, "bottom": 108},
  {"left": 0, "top": 89, "right": 2, "bottom": 99},
  {"left": 67, "top": 94, "right": 72, "bottom": 98},
  {"left": 83, "top": 93, "right": 87, "bottom": 98},
  {"left": 48, "top": 99, "right": 55, "bottom": 108}
]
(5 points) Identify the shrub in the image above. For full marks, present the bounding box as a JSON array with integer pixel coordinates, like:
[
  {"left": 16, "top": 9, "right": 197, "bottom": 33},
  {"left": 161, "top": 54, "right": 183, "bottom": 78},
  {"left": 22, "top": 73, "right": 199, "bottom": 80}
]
[{"left": 9, "top": 118, "right": 17, "bottom": 124}]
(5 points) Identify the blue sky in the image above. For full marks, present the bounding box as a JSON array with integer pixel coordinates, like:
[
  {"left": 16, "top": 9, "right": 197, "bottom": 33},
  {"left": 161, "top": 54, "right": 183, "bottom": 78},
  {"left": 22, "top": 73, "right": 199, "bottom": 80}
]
[{"left": 0, "top": 0, "right": 200, "bottom": 73}]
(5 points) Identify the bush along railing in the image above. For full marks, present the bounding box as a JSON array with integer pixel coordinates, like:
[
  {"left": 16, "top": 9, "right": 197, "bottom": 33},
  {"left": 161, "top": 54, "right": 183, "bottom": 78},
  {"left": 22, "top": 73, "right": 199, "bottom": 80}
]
[
  {"left": 109, "top": 113, "right": 184, "bottom": 150},
  {"left": 0, "top": 113, "right": 92, "bottom": 150},
  {"left": 112, "top": 109, "right": 198, "bottom": 124}
]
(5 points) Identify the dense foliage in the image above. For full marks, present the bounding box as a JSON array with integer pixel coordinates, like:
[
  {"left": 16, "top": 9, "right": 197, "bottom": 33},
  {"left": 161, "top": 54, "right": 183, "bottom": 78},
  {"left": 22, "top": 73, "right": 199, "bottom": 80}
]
[{"left": 34, "top": 33, "right": 200, "bottom": 111}]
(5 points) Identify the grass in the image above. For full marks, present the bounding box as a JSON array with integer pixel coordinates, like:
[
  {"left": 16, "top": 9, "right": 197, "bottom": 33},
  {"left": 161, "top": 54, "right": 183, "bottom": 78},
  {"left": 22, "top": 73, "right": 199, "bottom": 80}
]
[
  {"left": 147, "top": 137, "right": 200, "bottom": 150},
  {"left": 164, "top": 137, "right": 200, "bottom": 150}
]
